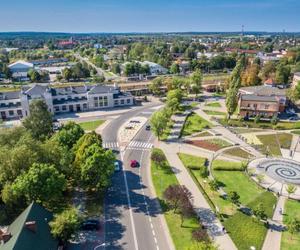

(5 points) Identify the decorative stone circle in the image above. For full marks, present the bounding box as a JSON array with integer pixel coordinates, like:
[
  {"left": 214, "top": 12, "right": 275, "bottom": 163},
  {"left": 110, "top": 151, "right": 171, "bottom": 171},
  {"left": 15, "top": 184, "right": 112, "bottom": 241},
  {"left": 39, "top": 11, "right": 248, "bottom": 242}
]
[{"left": 258, "top": 159, "right": 300, "bottom": 185}]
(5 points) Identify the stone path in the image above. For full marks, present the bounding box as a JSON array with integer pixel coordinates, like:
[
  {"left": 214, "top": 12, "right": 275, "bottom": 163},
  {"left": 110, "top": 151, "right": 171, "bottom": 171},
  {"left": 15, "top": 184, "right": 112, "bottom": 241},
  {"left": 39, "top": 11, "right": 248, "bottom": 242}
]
[{"left": 262, "top": 196, "right": 286, "bottom": 250}]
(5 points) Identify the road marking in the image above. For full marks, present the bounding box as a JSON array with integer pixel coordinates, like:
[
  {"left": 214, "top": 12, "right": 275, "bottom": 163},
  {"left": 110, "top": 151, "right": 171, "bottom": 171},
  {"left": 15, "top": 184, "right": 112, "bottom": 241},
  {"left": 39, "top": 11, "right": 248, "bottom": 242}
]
[{"left": 120, "top": 151, "right": 139, "bottom": 250}]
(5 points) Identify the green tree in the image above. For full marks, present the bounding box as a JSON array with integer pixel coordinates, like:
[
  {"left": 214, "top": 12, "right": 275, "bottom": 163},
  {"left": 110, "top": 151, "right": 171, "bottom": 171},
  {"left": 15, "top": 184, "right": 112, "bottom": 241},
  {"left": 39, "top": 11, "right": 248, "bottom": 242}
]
[
  {"left": 287, "top": 218, "right": 300, "bottom": 240},
  {"left": 228, "top": 191, "right": 240, "bottom": 206},
  {"left": 28, "top": 69, "right": 41, "bottom": 82},
  {"left": 23, "top": 99, "right": 53, "bottom": 140},
  {"left": 150, "top": 77, "right": 164, "bottom": 96},
  {"left": 170, "top": 63, "right": 180, "bottom": 74},
  {"left": 52, "top": 122, "right": 84, "bottom": 150},
  {"left": 225, "top": 87, "right": 238, "bottom": 119},
  {"left": 50, "top": 207, "right": 82, "bottom": 243},
  {"left": 151, "top": 148, "right": 166, "bottom": 168},
  {"left": 9, "top": 163, "right": 67, "bottom": 208},
  {"left": 286, "top": 184, "right": 297, "bottom": 198},
  {"left": 253, "top": 202, "right": 267, "bottom": 221},
  {"left": 62, "top": 67, "right": 72, "bottom": 81},
  {"left": 275, "top": 63, "right": 291, "bottom": 84},
  {"left": 190, "top": 69, "right": 202, "bottom": 96},
  {"left": 150, "top": 110, "right": 169, "bottom": 140},
  {"left": 80, "top": 144, "right": 115, "bottom": 192}
]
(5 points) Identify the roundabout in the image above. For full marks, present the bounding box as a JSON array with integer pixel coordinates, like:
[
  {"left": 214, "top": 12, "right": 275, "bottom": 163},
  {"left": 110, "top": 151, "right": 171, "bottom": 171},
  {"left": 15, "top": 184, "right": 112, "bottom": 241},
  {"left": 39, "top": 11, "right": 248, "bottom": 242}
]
[{"left": 248, "top": 158, "right": 300, "bottom": 199}]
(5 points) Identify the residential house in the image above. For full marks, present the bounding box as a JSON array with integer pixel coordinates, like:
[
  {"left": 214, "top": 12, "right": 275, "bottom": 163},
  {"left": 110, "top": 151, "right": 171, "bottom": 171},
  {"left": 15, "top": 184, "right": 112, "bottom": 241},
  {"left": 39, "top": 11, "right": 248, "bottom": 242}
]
[
  {"left": 239, "top": 85, "right": 286, "bottom": 118},
  {"left": 141, "top": 61, "right": 168, "bottom": 75},
  {"left": 0, "top": 202, "right": 59, "bottom": 250},
  {"left": 0, "top": 83, "right": 134, "bottom": 120}
]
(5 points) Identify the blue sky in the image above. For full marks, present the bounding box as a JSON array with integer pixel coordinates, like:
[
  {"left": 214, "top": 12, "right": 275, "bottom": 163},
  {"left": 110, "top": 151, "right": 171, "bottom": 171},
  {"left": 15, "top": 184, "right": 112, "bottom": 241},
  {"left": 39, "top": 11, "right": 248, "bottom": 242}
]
[{"left": 0, "top": 0, "right": 299, "bottom": 32}]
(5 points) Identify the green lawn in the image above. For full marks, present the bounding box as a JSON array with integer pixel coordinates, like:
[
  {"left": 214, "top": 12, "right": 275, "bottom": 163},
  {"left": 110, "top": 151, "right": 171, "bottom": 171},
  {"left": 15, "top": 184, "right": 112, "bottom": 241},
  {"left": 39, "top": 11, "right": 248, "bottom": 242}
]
[
  {"left": 246, "top": 191, "right": 277, "bottom": 219},
  {"left": 256, "top": 134, "right": 282, "bottom": 156},
  {"left": 291, "top": 130, "right": 300, "bottom": 135},
  {"left": 193, "top": 131, "right": 212, "bottom": 137},
  {"left": 212, "top": 159, "right": 244, "bottom": 171},
  {"left": 181, "top": 112, "right": 212, "bottom": 137},
  {"left": 178, "top": 153, "right": 234, "bottom": 215},
  {"left": 204, "top": 102, "right": 222, "bottom": 108},
  {"left": 222, "top": 147, "right": 254, "bottom": 159},
  {"left": 282, "top": 199, "right": 300, "bottom": 250},
  {"left": 203, "top": 110, "right": 226, "bottom": 116},
  {"left": 213, "top": 170, "right": 263, "bottom": 205},
  {"left": 224, "top": 211, "right": 268, "bottom": 250},
  {"left": 209, "top": 138, "right": 232, "bottom": 148},
  {"left": 78, "top": 119, "right": 105, "bottom": 131},
  {"left": 220, "top": 118, "right": 300, "bottom": 130},
  {"left": 277, "top": 133, "right": 293, "bottom": 149},
  {"left": 151, "top": 149, "right": 201, "bottom": 249}
]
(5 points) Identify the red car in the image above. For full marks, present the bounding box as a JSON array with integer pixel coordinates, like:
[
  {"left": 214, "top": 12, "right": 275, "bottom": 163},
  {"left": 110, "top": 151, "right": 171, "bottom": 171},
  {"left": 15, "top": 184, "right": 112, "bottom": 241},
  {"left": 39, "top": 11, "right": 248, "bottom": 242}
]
[{"left": 130, "top": 160, "right": 139, "bottom": 168}]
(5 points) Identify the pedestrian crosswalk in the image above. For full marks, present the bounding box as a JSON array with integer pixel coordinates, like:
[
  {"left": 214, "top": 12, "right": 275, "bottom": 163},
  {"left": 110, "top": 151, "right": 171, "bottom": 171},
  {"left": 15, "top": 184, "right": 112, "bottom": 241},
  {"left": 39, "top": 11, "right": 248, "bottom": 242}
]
[
  {"left": 103, "top": 141, "right": 119, "bottom": 150},
  {"left": 127, "top": 140, "right": 153, "bottom": 150}
]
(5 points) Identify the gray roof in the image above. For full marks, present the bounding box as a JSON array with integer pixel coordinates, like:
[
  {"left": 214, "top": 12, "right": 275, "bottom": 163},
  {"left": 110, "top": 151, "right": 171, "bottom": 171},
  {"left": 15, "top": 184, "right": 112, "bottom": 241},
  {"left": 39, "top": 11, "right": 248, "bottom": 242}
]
[
  {"left": 51, "top": 85, "right": 90, "bottom": 96},
  {"left": 23, "top": 85, "right": 48, "bottom": 97},
  {"left": 0, "top": 91, "right": 21, "bottom": 100},
  {"left": 88, "top": 85, "right": 116, "bottom": 94},
  {"left": 240, "top": 94, "right": 278, "bottom": 102},
  {"left": 239, "top": 85, "right": 286, "bottom": 96}
]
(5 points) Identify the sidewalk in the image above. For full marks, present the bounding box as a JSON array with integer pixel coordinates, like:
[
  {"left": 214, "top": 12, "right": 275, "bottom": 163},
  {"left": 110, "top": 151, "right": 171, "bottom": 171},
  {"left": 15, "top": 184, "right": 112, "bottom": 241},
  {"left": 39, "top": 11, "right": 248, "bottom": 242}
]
[
  {"left": 159, "top": 141, "right": 237, "bottom": 250},
  {"left": 262, "top": 196, "right": 286, "bottom": 250}
]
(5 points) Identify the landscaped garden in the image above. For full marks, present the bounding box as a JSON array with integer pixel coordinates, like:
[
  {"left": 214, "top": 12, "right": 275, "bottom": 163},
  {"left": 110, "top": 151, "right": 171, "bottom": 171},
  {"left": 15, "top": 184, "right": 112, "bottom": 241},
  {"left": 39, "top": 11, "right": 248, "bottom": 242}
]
[
  {"left": 220, "top": 118, "right": 300, "bottom": 130},
  {"left": 281, "top": 199, "right": 300, "bottom": 250},
  {"left": 203, "top": 110, "right": 226, "bottom": 116},
  {"left": 185, "top": 138, "right": 231, "bottom": 151},
  {"left": 151, "top": 149, "right": 211, "bottom": 249},
  {"left": 77, "top": 119, "right": 105, "bottom": 131},
  {"left": 222, "top": 147, "right": 254, "bottom": 159},
  {"left": 178, "top": 154, "right": 277, "bottom": 250},
  {"left": 181, "top": 112, "right": 212, "bottom": 137}
]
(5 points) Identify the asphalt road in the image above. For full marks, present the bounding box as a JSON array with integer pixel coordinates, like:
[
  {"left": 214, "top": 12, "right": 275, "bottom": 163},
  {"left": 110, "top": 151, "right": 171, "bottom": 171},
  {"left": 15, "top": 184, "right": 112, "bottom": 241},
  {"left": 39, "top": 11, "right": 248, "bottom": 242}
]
[{"left": 103, "top": 103, "right": 172, "bottom": 250}]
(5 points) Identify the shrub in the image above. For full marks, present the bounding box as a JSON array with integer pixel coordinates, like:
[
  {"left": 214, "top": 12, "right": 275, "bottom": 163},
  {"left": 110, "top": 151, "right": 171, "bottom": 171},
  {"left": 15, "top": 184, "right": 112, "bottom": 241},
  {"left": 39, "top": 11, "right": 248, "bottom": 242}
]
[
  {"left": 212, "top": 160, "right": 244, "bottom": 171},
  {"left": 209, "top": 179, "right": 221, "bottom": 191},
  {"left": 199, "top": 167, "right": 209, "bottom": 178}
]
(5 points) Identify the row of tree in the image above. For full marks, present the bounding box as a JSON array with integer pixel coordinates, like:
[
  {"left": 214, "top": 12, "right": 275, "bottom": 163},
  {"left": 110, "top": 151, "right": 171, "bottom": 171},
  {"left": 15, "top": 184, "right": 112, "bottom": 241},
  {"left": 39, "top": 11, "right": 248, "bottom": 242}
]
[{"left": 0, "top": 100, "right": 115, "bottom": 242}]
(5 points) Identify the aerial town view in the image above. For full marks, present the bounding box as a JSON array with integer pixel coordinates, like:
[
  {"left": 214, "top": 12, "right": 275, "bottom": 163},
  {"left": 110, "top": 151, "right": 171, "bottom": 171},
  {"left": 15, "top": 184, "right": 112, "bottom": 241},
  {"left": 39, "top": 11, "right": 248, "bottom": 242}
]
[{"left": 0, "top": 1, "right": 300, "bottom": 250}]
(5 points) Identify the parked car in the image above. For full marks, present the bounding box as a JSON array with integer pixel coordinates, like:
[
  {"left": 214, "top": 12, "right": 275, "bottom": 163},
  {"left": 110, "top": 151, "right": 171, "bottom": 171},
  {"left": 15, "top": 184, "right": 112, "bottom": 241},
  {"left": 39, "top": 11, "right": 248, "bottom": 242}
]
[
  {"left": 114, "top": 161, "right": 121, "bottom": 172},
  {"left": 81, "top": 219, "right": 101, "bottom": 231},
  {"left": 130, "top": 160, "right": 139, "bottom": 168},
  {"left": 289, "top": 116, "right": 299, "bottom": 121},
  {"left": 146, "top": 125, "right": 151, "bottom": 130},
  {"left": 125, "top": 125, "right": 134, "bottom": 129},
  {"left": 129, "top": 120, "right": 141, "bottom": 123}
]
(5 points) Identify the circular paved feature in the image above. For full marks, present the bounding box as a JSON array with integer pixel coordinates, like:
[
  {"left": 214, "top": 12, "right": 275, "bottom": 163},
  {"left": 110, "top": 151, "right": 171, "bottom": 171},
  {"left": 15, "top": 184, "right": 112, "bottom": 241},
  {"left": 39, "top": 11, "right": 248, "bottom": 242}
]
[{"left": 259, "top": 159, "right": 300, "bottom": 185}]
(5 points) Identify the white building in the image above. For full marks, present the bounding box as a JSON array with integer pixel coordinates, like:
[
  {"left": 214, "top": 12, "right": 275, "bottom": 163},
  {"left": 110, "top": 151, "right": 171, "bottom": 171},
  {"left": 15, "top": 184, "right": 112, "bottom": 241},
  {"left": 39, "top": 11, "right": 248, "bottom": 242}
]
[
  {"left": 0, "top": 84, "right": 134, "bottom": 120},
  {"left": 8, "top": 60, "right": 34, "bottom": 81},
  {"left": 141, "top": 61, "right": 168, "bottom": 75}
]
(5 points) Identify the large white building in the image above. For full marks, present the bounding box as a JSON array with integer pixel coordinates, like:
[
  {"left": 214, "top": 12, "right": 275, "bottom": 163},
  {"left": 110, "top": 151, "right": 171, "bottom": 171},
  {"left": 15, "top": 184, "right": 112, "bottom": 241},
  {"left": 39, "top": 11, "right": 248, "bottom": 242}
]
[
  {"left": 0, "top": 84, "right": 134, "bottom": 120},
  {"left": 8, "top": 60, "right": 34, "bottom": 81}
]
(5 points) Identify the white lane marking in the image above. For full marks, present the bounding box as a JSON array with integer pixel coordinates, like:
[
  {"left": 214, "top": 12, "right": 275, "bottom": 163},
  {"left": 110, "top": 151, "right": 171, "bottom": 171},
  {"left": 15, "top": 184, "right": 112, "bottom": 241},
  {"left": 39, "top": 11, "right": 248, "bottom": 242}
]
[{"left": 120, "top": 151, "right": 138, "bottom": 250}]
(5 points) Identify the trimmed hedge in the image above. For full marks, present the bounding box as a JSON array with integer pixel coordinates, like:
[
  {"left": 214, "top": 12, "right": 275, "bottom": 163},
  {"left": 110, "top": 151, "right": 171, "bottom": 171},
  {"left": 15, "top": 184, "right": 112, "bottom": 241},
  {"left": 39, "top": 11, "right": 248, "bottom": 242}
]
[{"left": 212, "top": 159, "right": 245, "bottom": 171}]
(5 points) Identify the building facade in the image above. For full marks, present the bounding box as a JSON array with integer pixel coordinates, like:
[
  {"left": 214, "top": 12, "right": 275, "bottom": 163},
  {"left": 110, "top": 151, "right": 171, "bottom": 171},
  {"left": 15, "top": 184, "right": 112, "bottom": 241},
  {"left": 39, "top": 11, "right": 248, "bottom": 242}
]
[
  {"left": 8, "top": 60, "right": 34, "bottom": 81},
  {"left": 0, "top": 84, "right": 134, "bottom": 120},
  {"left": 238, "top": 85, "right": 286, "bottom": 118}
]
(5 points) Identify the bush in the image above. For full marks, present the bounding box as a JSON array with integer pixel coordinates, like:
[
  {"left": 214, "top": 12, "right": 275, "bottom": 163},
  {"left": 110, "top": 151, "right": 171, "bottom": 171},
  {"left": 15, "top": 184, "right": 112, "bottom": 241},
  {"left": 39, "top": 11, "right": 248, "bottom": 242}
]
[
  {"left": 254, "top": 115, "right": 261, "bottom": 124},
  {"left": 189, "top": 165, "right": 201, "bottom": 170},
  {"left": 212, "top": 160, "right": 245, "bottom": 171},
  {"left": 209, "top": 179, "right": 221, "bottom": 191},
  {"left": 199, "top": 167, "right": 209, "bottom": 178}
]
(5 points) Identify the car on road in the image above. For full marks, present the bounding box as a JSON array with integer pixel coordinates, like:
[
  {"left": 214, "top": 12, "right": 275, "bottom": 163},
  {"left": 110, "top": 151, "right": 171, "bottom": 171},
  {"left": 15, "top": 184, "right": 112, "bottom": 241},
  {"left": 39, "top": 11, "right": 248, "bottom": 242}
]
[
  {"left": 289, "top": 116, "right": 299, "bottom": 121},
  {"left": 129, "top": 120, "right": 141, "bottom": 124},
  {"left": 146, "top": 125, "right": 151, "bottom": 130},
  {"left": 125, "top": 125, "right": 134, "bottom": 129},
  {"left": 81, "top": 219, "right": 101, "bottom": 231},
  {"left": 130, "top": 160, "right": 139, "bottom": 168},
  {"left": 114, "top": 161, "right": 121, "bottom": 172}
]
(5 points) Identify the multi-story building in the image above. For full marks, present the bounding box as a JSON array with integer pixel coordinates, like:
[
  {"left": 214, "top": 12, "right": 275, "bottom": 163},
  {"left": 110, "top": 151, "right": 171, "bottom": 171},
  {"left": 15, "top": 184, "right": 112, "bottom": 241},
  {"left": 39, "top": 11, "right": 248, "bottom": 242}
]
[
  {"left": 238, "top": 85, "right": 286, "bottom": 118},
  {"left": 0, "top": 84, "right": 134, "bottom": 120}
]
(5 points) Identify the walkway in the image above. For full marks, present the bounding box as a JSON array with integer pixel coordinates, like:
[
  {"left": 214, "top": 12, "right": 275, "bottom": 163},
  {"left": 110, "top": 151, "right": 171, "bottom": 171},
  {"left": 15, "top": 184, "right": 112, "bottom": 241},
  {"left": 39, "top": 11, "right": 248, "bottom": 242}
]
[
  {"left": 159, "top": 141, "right": 237, "bottom": 250},
  {"left": 262, "top": 196, "right": 286, "bottom": 250}
]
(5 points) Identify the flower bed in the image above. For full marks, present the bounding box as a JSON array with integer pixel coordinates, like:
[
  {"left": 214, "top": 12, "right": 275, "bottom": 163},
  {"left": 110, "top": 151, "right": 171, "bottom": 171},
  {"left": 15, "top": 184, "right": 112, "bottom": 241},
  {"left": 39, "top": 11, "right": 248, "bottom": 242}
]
[{"left": 185, "top": 138, "right": 231, "bottom": 152}]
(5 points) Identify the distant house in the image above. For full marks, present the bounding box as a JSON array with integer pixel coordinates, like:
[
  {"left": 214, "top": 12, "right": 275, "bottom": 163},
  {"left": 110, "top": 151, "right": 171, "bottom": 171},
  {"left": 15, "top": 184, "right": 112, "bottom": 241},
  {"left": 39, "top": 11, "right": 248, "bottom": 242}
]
[
  {"left": 0, "top": 202, "right": 59, "bottom": 250},
  {"left": 141, "top": 61, "right": 168, "bottom": 75},
  {"left": 57, "top": 37, "right": 77, "bottom": 49},
  {"left": 292, "top": 72, "right": 300, "bottom": 88},
  {"left": 238, "top": 85, "right": 287, "bottom": 118},
  {"left": 8, "top": 60, "right": 33, "bottom": 81}
]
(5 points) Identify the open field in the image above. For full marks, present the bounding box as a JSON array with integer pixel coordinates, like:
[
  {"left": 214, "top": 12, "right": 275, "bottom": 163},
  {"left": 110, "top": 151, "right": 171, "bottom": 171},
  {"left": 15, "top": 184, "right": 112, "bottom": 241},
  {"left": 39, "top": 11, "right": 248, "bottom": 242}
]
[{"left": 78, "top": 119, "right": 105, "bottom": 131}]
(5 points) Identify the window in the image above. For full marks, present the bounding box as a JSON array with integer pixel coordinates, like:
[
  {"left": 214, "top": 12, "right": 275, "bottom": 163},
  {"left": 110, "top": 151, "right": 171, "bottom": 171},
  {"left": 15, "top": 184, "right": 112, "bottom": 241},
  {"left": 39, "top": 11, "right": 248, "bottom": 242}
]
[
  {"left": 127, "top": 99, "right": 131, "bottom": 104},
  {"left": 9, "top": 110, "right": 14, "bottom": 116},
  {"left": 62, "top": 105, "right": 66, "bottom": 111},
  {"left": 247, "top": 103, "right": 250, "bottom": 107},
  {"left": 17, "top": 110, "right": 22, "bottom": 116},
  {"left": 55, "top": 106, "right": 60, "bottom": 112},
  {"left": 83, "top": 103, "right": 87, "bottom": 109},
  {"left": 104, "top": 96, "right": 108, "bottom": 100},
  {"left": 99, "top": 102, "right": 103, "bottom": 107},
  {"left": 253, "top": 104, "right": 257, "bottom": 108},
  {"left": 265, "top": 105, "right": 269, "bottom": 109},
  {"left": 95, "top": 102, "right": 99, "bottom": 107},
  {"left": 94, "top": 97, "right": 98, "bottom": 101},
  {"left": 114, "top": 100, "right": 119, "bottom": 105},
  {"left": 104, "top": 101, "right": 108, "bottom": 106},
  {"left": 120, "top": 99, "right": 125, "bottom": 105}
]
